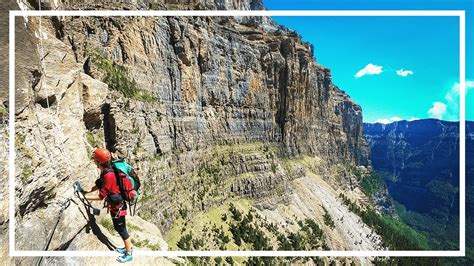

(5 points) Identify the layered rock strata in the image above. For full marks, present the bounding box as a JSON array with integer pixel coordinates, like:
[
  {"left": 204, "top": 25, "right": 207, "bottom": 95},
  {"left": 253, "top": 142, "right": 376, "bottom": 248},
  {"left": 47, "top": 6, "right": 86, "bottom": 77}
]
[{"left": 2, "top": 0, "right": 377, "bottom": 264}]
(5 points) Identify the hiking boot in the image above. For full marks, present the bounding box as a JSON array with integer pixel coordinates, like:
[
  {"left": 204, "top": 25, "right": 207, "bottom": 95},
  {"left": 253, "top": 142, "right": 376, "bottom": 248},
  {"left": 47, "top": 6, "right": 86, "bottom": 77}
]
[
  {"left": 116, "top": 247, "right": 127, "bottom": 254},
  {"left": 117, "top": 252, "right": 133, "bottom": 263},
  {"left": 116, "top": 247, "right": 133, "bottom": 255}
]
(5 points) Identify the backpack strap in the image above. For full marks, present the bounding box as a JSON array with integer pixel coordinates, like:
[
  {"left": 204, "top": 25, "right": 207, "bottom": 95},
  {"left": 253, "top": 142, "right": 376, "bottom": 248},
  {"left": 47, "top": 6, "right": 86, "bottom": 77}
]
[
  {"left": 97, "top": 166, "right": 114, "bottom": 189},
  {"left": 112, "top": 163, "right": 132, "bottom": 216},
  {"left": 99, "top": 167, "right": 113, "bottom": 179},
  {"left": 111, "top": 162, "right": 128, "bottom": 202}
]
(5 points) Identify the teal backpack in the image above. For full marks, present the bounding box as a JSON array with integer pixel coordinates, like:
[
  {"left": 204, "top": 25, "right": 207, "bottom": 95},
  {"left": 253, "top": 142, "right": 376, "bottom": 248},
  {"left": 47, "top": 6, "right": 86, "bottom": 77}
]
[{"left": 110, "top": 159, "right": 141, "bottom": 214}]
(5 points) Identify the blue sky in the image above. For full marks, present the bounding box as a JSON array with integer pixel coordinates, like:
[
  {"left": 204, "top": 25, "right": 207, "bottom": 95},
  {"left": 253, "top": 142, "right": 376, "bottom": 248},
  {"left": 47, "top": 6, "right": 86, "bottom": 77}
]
[{"left": 264, "top": 0, "right": 474, "bottom": 123}]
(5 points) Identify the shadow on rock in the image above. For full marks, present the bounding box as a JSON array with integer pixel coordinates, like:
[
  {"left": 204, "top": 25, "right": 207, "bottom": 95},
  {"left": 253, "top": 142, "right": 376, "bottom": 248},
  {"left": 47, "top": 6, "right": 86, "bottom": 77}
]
[{"left": 75, "top": 199, "right": 117, "bottom": 251}]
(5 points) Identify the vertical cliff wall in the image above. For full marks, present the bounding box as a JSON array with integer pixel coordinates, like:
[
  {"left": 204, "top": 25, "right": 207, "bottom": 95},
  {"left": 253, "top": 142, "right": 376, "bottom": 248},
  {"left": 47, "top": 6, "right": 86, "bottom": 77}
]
[
  {"left": 53, "top": 15, "right": 368, "bottom": 164},
  {"left": 4, "top": 0, "right": 377, "bottom": 264}
]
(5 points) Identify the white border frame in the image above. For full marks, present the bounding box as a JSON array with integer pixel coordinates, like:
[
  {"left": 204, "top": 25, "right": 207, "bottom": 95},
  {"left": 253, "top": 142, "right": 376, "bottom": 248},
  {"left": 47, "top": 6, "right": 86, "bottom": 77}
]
[{"left": 9, "top": 10, "right": 465, "bottom": 258}]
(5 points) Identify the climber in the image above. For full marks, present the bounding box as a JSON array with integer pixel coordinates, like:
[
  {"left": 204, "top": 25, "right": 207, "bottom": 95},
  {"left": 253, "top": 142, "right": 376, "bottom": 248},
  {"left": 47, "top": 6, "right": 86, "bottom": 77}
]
[{"left": 84, "top": 148, "right": 134, "bottom": 263}]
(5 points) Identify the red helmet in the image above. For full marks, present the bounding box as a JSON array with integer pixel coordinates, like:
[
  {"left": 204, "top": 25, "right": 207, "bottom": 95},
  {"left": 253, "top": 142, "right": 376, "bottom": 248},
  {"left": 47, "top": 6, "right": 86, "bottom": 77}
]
[{"left": 92, "top": 148, "right": 111, "bottom": 165}]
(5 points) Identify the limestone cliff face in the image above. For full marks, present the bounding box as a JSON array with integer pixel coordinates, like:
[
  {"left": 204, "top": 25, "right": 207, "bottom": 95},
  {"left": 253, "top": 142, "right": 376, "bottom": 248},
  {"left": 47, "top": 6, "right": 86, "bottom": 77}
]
[
  {"left": 51, "top": 15, "right": 368, "bottom": 164},
  {"left": 6, "top": 0, "right": 374, "bottom": 263},
  {"left": 18, "top": 0, "right": 368, "bottom": 162}
]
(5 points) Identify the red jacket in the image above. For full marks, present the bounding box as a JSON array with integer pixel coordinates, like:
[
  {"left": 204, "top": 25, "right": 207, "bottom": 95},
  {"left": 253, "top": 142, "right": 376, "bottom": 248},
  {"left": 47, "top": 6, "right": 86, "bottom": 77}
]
[
  {"left": 98, "top": 171, "right": 121, "bottom": 200},
  {"left": 97, "top": 170, "right": 127, "bottom": 216}
]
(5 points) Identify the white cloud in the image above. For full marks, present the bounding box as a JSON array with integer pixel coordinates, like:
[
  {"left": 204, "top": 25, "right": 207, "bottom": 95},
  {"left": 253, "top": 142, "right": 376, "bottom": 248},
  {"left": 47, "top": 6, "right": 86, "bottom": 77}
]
[
  {"left": 428, "top": 102, "right": 447, "bottom": 119},
  {"left": 355, "top": 63, "right": 383, "bottom": 78},
  {"left": 373, "top": 116, "right": 421, "bottom": 124},
  {"left": 445, "top": 80, "right": 474, "bottom": 103},
  {"left": 374, "top": 116, "right": 403, "bottom": 124},
  {"left": 374, "top": 119, "right": 391, "bottom": 124},
  {"left": 466, "top": 80, "right": 474, "bottom": 92},
  {"left": 396, "top": 69, "right": 414, "bottom": 77},
  {"left": 441, "top": 80, "right": 474, "bottom": 120}
]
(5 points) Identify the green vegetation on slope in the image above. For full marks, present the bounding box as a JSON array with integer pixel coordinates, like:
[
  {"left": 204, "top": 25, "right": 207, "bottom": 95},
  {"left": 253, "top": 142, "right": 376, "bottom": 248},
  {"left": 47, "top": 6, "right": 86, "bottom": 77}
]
[
  {"left": 347, "top": 165, "right": 385, "bottom": 197},
  {"left": 91, "top": 51, "right": 158, "bottom": 103},
  {"left": 339, "top": 193, "right": 429, "bottom": 250},
  {"left": 322, "top": 205, "right": 335, "bottom": 229},
  {"left": 394, "top": 201, "right": 454, "bottom": 247},
  {"left": 166, "top": 199, "right": 328, "bottom": 265},
  {"left": 339, "top": 193, "right": 442, "bottom": 265},
  {"left": 345, "top": 165, "right": 456, "bottom": 264},
  {"left": 360, "top": 171, "right": 384, "bottom": 197},
  {"left": 141, "top": 142, "right": 283, "bottom": 234},
  {"left": 355, "top": 167, "right": 463, "bottom": 263}
]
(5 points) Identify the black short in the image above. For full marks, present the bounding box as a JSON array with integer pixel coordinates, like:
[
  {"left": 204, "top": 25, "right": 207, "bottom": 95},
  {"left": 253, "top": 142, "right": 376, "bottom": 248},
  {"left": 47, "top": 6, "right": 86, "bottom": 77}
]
[{"left": 112, "top": 215, "right": 130, "bottom": 240}]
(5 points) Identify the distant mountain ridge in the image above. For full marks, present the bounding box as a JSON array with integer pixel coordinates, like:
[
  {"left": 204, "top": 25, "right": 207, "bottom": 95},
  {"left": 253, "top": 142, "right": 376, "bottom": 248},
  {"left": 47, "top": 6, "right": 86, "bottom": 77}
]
[{"left": 364, "top": 118, "right": 474, "bottom": 250}]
